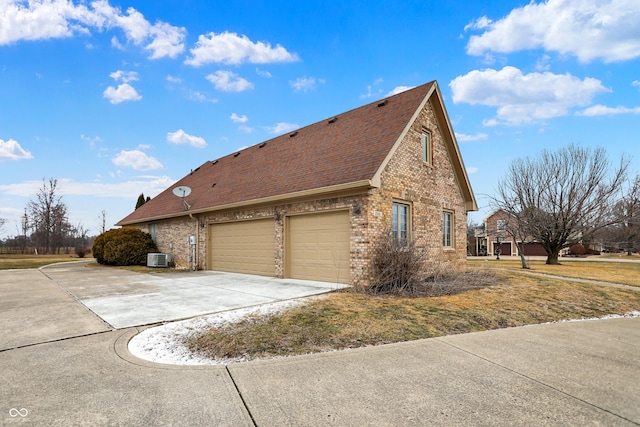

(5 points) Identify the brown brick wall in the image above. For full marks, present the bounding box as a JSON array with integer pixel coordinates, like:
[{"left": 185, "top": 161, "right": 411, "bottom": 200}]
[{"left": 367, "top": 98, "right": 468, "bottom": 276}]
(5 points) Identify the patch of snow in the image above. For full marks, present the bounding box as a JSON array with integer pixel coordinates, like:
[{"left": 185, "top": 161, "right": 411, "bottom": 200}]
[
  {"left": 541, "top": 311, "right": 640, "bottom": 324},
  {"left": 128, "top": 299, "right": 310, "bottom": 365},
  {"left": 129, "top": 304, "right": 640, "bottom": 366}
]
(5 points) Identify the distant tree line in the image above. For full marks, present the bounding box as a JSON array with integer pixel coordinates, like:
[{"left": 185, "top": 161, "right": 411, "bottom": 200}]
[{"left": 0, "top": 178, "right": 104, "bottom": 256}]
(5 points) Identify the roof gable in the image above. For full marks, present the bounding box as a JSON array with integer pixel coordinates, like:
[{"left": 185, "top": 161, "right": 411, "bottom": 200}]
[{"left": 118, "top": 81, "right": 475, "bottom": 225}]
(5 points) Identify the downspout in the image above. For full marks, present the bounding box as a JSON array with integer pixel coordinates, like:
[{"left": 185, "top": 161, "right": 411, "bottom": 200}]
[{"left": 189, "top": 212, "right": 198, "bottom": 270}]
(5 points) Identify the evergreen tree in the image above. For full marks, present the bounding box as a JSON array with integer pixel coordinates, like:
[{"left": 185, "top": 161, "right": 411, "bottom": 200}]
[{"left": 135, "top": 193, "right": 146, "bottom": 210}]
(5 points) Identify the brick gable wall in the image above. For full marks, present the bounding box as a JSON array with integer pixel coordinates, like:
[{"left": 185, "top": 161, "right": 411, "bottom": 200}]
[{"left": 368, "top": 99, "right": 468, "bottom": 273}]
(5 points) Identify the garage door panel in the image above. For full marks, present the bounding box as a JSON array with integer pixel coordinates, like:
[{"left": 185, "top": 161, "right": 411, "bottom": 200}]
[
  {"left": 209, "top": 219, "right": 275, "bottom": 276},
  {"left": 287, "top": 211, "right": 350, "bottom": 284}
]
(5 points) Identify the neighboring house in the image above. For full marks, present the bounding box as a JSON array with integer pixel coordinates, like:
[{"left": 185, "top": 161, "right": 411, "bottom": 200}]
[
  {"left": 117, "top": 81, "right": 477, "bottom": 286},
  {"left": 480, "top": 209, "right": 546, "bottom": 257}
]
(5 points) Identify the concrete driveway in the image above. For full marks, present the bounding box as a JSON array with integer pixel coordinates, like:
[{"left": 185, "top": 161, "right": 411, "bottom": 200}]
[
  {"left": 1, "top": 262, "right": 639, "bottom": 425},
  {"left": 39, "top": 261, "right": 348, "bottom": 329}
]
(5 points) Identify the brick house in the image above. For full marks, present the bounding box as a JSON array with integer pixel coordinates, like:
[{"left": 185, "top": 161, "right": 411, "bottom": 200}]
[
  {"left": 479, "top": 209, "right": 546, "bottom": 257},
  {"left": 117, "top": 81, "right": 477, "bottom": 286}
]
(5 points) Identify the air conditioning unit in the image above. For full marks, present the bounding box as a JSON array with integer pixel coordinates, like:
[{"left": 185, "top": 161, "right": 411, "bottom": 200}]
[{"left": 147, "top": 253, "right": 171, "bottom": 268}]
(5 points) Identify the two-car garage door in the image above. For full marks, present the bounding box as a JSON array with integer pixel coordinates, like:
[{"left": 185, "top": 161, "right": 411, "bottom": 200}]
[{"left": 207, "top": 211, "right": 350, "bottom": 283}]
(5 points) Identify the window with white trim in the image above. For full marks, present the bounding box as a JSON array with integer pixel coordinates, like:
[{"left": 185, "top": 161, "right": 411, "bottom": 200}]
[
  {"left": 497, "top": 219, "right": 506, "bottom": 232},
  {"left": 392, "top": 202, "right": 410, "bottom": 243},
  {"left": 421, "top": 130, "right": 432, "bottom": 164},
  {"left": 442, "top": 211, "right": 454, "bottom": 248}
]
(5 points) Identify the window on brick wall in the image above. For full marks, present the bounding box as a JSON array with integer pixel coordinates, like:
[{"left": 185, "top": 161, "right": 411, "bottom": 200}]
[
  {"left": 442, "top": 210, "right": 454, "bottom": 248},
  {"left": 392, "top": 202, "right": 410, "bottom": 244},
  {"left": 149, "top": 224, "right": 157, "bottom": 242},
  {"left": 421, "top": 129, "right": 433, "bottom": 165}
]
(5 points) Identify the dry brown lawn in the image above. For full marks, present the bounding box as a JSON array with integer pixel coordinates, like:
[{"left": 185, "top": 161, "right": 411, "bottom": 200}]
[
  {"left": 0, "top": 254, "right": 87, "bottom": 270},
  {"left": 468, "top": 259, "right": 640, "bottom": 287},
  {"left": 186, "top": 267, "right": 640, "bottom": 361}
]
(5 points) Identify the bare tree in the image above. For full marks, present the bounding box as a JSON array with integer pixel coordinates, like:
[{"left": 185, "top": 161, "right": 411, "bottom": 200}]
[
  {"left": 99, "top": 209, "right": 107, "bottom": 234},
  {"left": 494, "top": 144, "right": 628, "bottom": 265},
  {"left": 611, "top": 174, "right": 640, "bottom": 255},
  {"left": 27, "top": 178, "right": 71, "bottom": 254}
]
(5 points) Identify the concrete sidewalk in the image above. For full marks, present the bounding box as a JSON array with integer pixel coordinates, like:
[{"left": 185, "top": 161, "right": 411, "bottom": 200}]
[
  {"left": 1, "top": 262, "right": 639, "bottom": 425},
  {"left": 1, "top": 318, "right": 638, "bottom": 426}
]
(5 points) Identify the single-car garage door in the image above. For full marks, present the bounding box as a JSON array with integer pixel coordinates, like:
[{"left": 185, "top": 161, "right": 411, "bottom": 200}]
[
  {"left": 286, "top": 211, "right": 350, "bottom": 284},
  {"left": 495, "top": 242, "right": 512, "bottom": 256},
  {"left": 523, "top": 242, "right": 546, "bottom": 256},
  {"left": 208, "top": 219, "right": 275, "bottom": 276}
]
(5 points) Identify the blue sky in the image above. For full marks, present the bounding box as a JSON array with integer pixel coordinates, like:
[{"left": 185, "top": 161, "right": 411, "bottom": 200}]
[{"left": 1, "top": 0, "right": 639, "bottom": 238}]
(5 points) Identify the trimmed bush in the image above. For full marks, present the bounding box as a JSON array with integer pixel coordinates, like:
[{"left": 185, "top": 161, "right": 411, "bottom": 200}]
[
  {"left": 92, "top": 227, "right": 158, "bottom": 266},
  {"left": 568, "top": 243, "right": 586, "bottom": 256}
]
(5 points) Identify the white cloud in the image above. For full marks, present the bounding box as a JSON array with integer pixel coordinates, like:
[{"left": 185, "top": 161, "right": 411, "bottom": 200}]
[
  {"left": 0, "top": 0, "right": 185, "bottom": 59},
  {"left": 205, "top": 70, "right": 253, "bottom": 92},
  {"left": 0, "top": 139, "right": 33, "bottom": 161},
  {"left": 578, "top": 104, "right": 640, "bottom": 116},
  {"left": 467, "top": 166, "right": 479, "bottom": 174},
  {"left": 188, "top": 91, "right": 217, "bottom": 103},
  {"left": 465, "top": 0, "right": 640, "bottom": 63},
  {"left": 449, "top": 66, "right": 610, "bottom": 125},
  {"left": 361, "top": 78, "right": 384, "bottom": 99},
  {"left": 464, "top": 16, "right": 493, "bottom": 31},
  {"left": 109, "top": 70, "right": 139, "bottom": 83},
  {"left": 103, "top": 83, "right": 142, "bottom": 104},
  {"left": 230, "top": 113, "right": 248, "bottom": 123},
  {"left": 455, "top": 132, "right": 488, "bottom": 142},
  {"left": 112, "top": 150, "right": 162, "bottom": 170},
  {"left": 166, "top": 75, "right": 182, "bottom": 84},
  {"left": 166, "top": 129, "right": 207, "bottom": 148},
  {"left": 256, "top": 68, "right": 272, "bottom": 78},
  {"left": 289, "top": 76, "right": 324, "bottom": 92},
  {"left": 0, "top": 176, "right": 175, "bottom": 199},
  {"left": 633, "top": 80, "right": 640, "bottom": 89},
  {"left": 80, "top": 134, "right": 102, "bottom": 147},
  {"left": 185, "top": 31, "right": 298, "bottom": 66},
  {"left": 386, "top": 86, "right": 415, "bottom": 96},
  {"left": 265, "top": 122, "right": 299, "bottom": 134}
]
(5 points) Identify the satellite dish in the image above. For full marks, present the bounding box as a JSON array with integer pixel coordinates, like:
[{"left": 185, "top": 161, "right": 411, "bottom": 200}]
[
  {"left": 172, "top": 186, "right": 192, "bottom": 210},
  {"left": 172, "top": 186, "right": 192, "bottom": 198}
]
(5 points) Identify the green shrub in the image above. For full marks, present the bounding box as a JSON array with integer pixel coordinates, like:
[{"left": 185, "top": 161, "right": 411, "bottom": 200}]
[{"left": 92, "top": 227, "right": 158, "bottom": 266}]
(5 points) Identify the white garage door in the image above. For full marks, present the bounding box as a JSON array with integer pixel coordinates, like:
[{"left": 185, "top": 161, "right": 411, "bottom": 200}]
[
  {"left": 286, "top": 211, "right": 350, "bottom": 284},
  {"left": 208, "top": 219, "right": 275, "bottom": 276}
]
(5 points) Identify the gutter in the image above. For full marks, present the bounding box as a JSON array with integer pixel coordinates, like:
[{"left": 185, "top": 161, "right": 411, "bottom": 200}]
[{"left": 117, "top": 179, "right": 375, "bottom": 226}]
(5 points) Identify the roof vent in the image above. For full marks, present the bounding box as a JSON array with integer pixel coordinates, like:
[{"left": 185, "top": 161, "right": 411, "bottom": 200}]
[
  {"left": 377, "top": 99, "right": 388, "bottom": 107},
  {"left": 289, "top": 131, "right": 298, "bottom": 137},
  {"left": 233, "top": 152, "right": 240, "bottom": 157},
  {"left": 328, "top": 116, "right": 338, "bottom": 124},
  {"left": 210, "top": 160, "right": 218, "bottom": 165},
  {"left": 259, "top": 142, "right": 267, "bottom": 148},
  {"left": 211, "top": 182, "right": 216, "bottom": 188}
]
